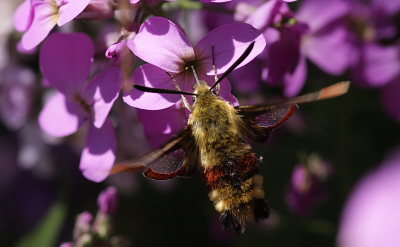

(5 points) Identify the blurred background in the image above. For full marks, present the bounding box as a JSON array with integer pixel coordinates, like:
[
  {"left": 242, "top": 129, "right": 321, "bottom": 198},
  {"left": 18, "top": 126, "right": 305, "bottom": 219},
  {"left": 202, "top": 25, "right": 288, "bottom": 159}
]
[{"left": 1, "top": 0, "right": 400, "bottom": 246}]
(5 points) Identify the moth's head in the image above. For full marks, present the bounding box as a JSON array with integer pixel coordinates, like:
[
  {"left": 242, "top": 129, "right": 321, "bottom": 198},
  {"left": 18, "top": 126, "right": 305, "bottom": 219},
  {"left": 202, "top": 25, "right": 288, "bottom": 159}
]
[
  {"left": 192, "top": 81, "right": 219, "bottom": 104},
  {"left": 194, "top": 81, "right": 212, "bottom": 96}
]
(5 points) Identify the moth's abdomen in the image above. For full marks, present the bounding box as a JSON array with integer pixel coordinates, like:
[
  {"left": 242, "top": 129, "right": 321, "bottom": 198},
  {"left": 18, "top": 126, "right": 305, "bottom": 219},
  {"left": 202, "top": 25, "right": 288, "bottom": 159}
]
[{"left": 203, "top": 152, "right": 270, "bottom": 234}]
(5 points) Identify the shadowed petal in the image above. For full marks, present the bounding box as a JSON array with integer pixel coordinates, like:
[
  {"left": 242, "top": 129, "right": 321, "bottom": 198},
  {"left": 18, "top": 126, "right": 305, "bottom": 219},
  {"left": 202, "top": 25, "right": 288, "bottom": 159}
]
[
  {"left": 14, "top": 0, "right": 33, "bottom": 32},
  {"left": 123, "top": 64, "right": 181, "bottom": 110},
  {"left": 195, "top": 22, "right": 266, "bottom": 75},
  {"left": 372, "top": 0, "right": 400, "bottom": 15},
  {"left": 137, "top": 104, "right": 187, "bottom": 148},
  {"left": 284, "top": 56, "right": 307, "bottom": 97},
  {"left": 265, "top": 24, "right": 306, "bottom": 85},
  {"left": 229, "top": 59, "right": 262, "bottom": 94},
  {"left": 83, "top": 67, "right": 122, "bottom": 128},
  {"left": 200, "top": 75, "right": 239, "bottom": 106},
  {"left": 39, "top": 33, "right": 94, "bottom": 96},
  {"left": 80, "top": 120, "right": 116, "bottom": 182},
  {"left": 21, "top": 2, "right": 57, "bottom": 50},
  {"left": 38, "top": 92, "right": 87, "bottom": 137},
  {"left": 219, "top": 79, "right": 239, "bottom": 106},
  {"left": 0, "top": 66, "right": 35, "bottom": 130},
  {"left": 58, "top": 0, "right": 91, "bottom": 26},
  {"left": 128, "top": 16, "right": 195, "bottom": 73}
]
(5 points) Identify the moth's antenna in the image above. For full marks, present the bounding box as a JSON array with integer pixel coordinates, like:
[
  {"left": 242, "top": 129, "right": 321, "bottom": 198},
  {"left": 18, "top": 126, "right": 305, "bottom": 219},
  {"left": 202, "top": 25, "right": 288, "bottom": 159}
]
[
  {"left": 191, "top": 66, "right": 201, "bottom": 85},
  {"left": 166, "top": 72, "right": 192, "bottom": 111},
  {"left": 134, "top": 84, "right": 197, "bottom": 96},
  {"left": 210, "top": 41, "right": 255, "bottom": 91}
]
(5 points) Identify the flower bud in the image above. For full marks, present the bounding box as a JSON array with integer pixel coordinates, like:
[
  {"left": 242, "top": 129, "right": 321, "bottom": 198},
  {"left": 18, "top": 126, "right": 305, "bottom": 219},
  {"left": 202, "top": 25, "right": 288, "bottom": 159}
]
[
  {"left": 73, "top": 211, "right": 93, "bottom": 241},
  {"left": 97, "top": 186, "right": 118, "bottom": 215}
]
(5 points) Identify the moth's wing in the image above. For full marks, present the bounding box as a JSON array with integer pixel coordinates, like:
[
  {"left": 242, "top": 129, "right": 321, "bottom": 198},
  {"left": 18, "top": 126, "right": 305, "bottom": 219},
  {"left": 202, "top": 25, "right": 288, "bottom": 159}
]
[
  {"left": 237, "top": 81, "right": 350, "bottom": 142},
  {"left": 237, "top": 104, "right": 297, "bottom": 142},
  {"left": 110, "top": 126, "right": 199, "bottom": 180},
  {"left": 177, "top": 138, "right": 199, "bottom": 178}
]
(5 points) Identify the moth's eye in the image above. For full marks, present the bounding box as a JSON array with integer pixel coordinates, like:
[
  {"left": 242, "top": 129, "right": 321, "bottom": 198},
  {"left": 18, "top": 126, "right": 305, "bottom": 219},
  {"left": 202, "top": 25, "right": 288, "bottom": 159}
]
[
  {"left": 211, "top": 90, "right": 217, "bottom": 96},
  {"left": 192, "top": 95, "right": 197, "bottom": 102}
]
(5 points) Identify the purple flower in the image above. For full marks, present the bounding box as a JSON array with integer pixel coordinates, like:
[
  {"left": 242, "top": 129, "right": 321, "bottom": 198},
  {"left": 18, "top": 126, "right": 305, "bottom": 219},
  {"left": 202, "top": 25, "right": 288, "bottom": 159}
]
[
  {"left": 342, "top": 0, "right": 400, "bottom": 88},
  {"left": 354, "top": 44, "right": 400, "bottom": 88},
  {"left": 286, "top": 154, "right": 332, "bottom": 216},
  {"left": 240, "top": 0, "right": 352, "bottom": 96},
  {"left": 38, "top": 33, "right": 122, "bottom": 182},
  {"left": 14, "top": 0, "right": 91, "bottom": 51},
  {"left": 337, "top": 148, "right": 400, "bottom": 247},
  {"left": 97, "top": 186, "right": 118, "bottom": 215},
  {"left": 0, "top": 65, "right": 35, "bottom": 130},
  {"left": 124, "top": 16, "right": 265, "bottom": 110},
  {"left": 297, "top": 0, "right": 353, "bottom": 74}
]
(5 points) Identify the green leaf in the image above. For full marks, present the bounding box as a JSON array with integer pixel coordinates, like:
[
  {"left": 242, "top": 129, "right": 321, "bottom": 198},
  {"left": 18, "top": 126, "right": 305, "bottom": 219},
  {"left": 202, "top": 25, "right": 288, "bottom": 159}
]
[{"left": 16, "top": 201, "right": 67, "bottom": 247}]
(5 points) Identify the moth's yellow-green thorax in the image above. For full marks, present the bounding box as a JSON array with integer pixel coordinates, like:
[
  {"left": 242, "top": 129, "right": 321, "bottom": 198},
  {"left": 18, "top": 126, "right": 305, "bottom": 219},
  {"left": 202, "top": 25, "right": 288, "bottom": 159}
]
[{"left": 188, "top": 81, "right": 249, "bottom": 170}]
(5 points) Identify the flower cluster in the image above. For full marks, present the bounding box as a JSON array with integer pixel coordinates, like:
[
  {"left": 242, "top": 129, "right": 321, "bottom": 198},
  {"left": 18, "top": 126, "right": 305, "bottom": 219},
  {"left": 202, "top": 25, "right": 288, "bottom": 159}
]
[
  {"left": 60, "top": 187, "right": 129, "bottom": 247},
  {"left": 1, "top": 0, "right": 399, "bottom": 245},
  {"left": 7, "top": 0, "right": 399, "bottom": 182},
  {"left": 286, "top": 154, "right": 332, "bottom": 216}
]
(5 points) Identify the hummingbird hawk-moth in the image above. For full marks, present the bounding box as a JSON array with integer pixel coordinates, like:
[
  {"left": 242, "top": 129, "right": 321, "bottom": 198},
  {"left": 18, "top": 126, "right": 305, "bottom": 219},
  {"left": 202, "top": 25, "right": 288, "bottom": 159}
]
[{"left": 111, "top": 42, "right": 350, "bottom": 234}]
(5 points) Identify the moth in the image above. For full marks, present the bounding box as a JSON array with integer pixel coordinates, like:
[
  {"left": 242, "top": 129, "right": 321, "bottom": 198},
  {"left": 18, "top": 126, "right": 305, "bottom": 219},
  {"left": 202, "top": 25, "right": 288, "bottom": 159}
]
[{"left": 111, "top": 42, "right": 350, "bottom": 233}]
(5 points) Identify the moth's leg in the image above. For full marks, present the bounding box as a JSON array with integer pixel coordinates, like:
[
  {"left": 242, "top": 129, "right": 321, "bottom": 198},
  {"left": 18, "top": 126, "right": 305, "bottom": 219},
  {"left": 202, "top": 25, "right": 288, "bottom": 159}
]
[
  {"left": 167, "top": 72, "right": 192, "bottom": 112},
  {"left": 212, "top": 45, "right": 220, "bottom": 96}
]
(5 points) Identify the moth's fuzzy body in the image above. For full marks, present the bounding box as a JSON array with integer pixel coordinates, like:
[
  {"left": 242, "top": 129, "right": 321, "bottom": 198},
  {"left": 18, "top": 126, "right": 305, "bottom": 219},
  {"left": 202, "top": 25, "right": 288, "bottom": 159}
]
[
  {"left": 188, "top": 82, "right": 269, "bottom": 233},
  {"left": 110, "top": 39, "right": 350, "bottom": 234}
]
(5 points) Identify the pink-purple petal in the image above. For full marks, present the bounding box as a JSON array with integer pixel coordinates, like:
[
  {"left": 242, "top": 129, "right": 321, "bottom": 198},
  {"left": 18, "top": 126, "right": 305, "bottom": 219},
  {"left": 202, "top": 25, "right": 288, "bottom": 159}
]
[
  {"left": 360, "top": 44, "right": 400, "bottom": 87},
  {"left": 123, "top": 64, "right": 181, "bottom": 110},
  {"left": 297, "top": 0, "right": 349, "bottom": 32},
  {"left": 80, "top": 120, "right": 116, "bottom": 182},
  {"left": 58, "top": 0, "right": 91, "bottom": 26},
  {"left": 83, "top": 67, "right": 122, "bottom": 128},
  {"left": 20, "top": 2, "right": 57, "bottom": 50},
  {"left": 137, "top": 104, "right": 187, "bottom": 148},
  {"left": 38, "top": 92, "right": 86, "bottom": 137},
  {"left": 195, "top": 22, "right": 266, "bottom": 75},
  {"left": 337, "top": 148, "right": 400, "bottom": 247},
  {"left": 244, "top": 0, "right": 281, "bottom": 30},
  {"left": 304, "top": 27, "right": 352, "bottom": 75},
  {"left": 128, "top": 16, "right": 195, "bottom": 73},
  {"left": 39, "top": 33, "right": 94, "bottom": 96},
  {"left": 218, "top": 78, "right": 239, "bottom": 106},
  {"left": 14, "top": 0, "right": 33, "bottom": 32}
]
